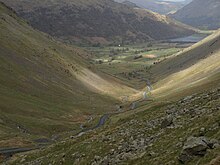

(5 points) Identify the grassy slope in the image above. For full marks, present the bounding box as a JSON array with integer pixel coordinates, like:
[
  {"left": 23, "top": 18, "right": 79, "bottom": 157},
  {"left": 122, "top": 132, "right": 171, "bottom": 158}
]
[
  {"left": 150, "top": 30, "right": 220, "bottom": 82},
  {"left": 0, "top": 2, "right": 136, "bottom": 147},
  {"left": 9, "top": 26, "right": 220, "bottom": 165},
  {"left": 12, "top": 88, "right": 220, "bottom": 165},
  {"left": 151, "top": 30, "right": 220, "bottom": 99}
]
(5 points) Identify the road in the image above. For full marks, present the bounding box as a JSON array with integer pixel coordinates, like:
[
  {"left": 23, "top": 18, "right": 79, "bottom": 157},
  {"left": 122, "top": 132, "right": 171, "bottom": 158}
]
[
  {"left": 146, "top": 79, "right": 153, "bottom": 91},
  {"left": 0, "top": 147, "right": 35, "bottom": 159},
  {"left": 92, "top": 114, "right": 109, "bottom": 129},
  {"left": 74, "top": 114, "right": 109, "bottom": 138},
  {"left": 77, "top": 79, "right": 153, "bottom": 137},
  {"left": 0, "top": 114, "right": 110, "bottom": 160},
  {"left": 131, "top": 79, "right": 152, "bottom": 110},
  {"left": 0, "top": 80, "right": 152, "bottom": 160}
]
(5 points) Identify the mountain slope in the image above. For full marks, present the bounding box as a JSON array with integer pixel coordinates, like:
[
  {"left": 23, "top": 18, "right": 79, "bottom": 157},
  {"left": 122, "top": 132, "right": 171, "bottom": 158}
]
[
  {"left": 151, "top": 30, "right": 220, "bottom": 99},
  {"left": 122, "top": 1, "right": 139, "bottom": 8},
  {"left": 0, "top": 2, "right": 136, "bottom": 147},
  {"left": 151, "top": 31, "right": 220, "bottom": 81},
  {"left": 115, "top": 0, "right": 187, "bottom": 14},
  {"left": 172, "top": 0, "right": 220, "bottom": 30},
  {"left": 0, "top": 0, "right": 194, "bottom": 44},
  {"left": 8, "top": 31, "right": 220, "bottom": 165}
]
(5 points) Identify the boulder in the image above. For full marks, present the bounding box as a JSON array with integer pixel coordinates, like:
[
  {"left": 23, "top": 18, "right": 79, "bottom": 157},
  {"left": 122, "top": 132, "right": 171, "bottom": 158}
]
[
  {"left": 179, "top": 136, "right": 211, "bottom": 163},
  {"left": 161, "top": 115, "right": 173, "bottom": 128}
]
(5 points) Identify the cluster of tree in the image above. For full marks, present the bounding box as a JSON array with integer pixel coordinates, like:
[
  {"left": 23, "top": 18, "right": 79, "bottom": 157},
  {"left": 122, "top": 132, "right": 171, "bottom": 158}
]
[{"left": 109, "top": 48, "right": 130, "bottom": 56}]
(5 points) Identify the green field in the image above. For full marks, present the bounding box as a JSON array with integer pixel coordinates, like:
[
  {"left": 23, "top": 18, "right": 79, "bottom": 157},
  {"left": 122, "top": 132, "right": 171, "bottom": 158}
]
[{"left": 85, "top": 43, "right": 184, "bottom": 89}]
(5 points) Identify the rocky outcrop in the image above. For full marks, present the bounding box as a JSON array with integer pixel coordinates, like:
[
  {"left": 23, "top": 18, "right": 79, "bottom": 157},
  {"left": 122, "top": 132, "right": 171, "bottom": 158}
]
[
  {"left": 179, "top": 136, "right": 220, "bottom": 163},
  {"left": 179, "top": 136, "right": 211, "bottom": 163}
]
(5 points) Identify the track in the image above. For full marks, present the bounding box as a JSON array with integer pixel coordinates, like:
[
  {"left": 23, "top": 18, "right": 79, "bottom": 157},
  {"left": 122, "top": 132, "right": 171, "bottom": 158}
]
[{"left": 0, "top": 147, "right": 35, "bottom": 159}]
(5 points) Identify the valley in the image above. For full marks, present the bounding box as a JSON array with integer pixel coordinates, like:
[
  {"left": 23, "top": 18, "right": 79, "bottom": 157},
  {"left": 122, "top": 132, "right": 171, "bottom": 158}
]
[
  {"left": 87, "top": 43, "right": 184, "bottom": 88},
  {"left": 0, "top": 0, "right": 220, "bottom": 164},
  {"left": 0, "top": 2, "right": 137, "bottom": 158},
  {"left": 11, "top": 31, "right": 220, "bottom": 163}
]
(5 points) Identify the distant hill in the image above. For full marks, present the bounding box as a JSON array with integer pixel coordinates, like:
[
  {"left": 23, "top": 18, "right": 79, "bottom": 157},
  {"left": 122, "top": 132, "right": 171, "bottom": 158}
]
[
  {"left": 1, "top": 0, "right": 194, "bottom": 44},
  {"left": 115, "top": 0, "right": 188, "bottom": 14},
  {"left": 172, "top": 0, "right": 220, "bottom": 30}
]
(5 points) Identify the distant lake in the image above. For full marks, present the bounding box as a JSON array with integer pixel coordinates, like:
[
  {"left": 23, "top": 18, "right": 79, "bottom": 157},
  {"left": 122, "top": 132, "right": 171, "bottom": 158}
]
[{"left": 169, "top": 34, "right": 208, "bottom": 43}]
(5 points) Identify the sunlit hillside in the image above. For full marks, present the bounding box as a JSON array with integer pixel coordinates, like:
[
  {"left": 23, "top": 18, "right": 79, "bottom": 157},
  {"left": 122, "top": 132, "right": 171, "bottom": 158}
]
[{"left": 0, "top": 2, "right": 136, "bottom": 148}]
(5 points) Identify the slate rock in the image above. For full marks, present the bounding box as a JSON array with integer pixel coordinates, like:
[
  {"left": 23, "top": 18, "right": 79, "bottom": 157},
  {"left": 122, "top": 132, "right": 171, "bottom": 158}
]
[{"left": 179, "top": 136, "right": 211, "bottom": 163}]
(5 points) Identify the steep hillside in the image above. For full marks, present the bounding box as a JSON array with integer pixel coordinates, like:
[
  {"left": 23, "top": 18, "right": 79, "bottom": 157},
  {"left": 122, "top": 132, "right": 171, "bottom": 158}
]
[
  {"left": 0, "top": 0, "right": 194, "bottom": 44},
  {"left": 0, "top": 2, "right": 136, "bottom": 148},
  {"left": 151, "top": 30, "right": 220, "bottom": 99},
  {"left": 172, "top": 0, "right": 220, "bottom": 30},
  {"left": 150, "top": 31, "right": 220, "bottom": 82},
  {"left": 10, "top": 88, "right": 220, "bottom": 165}
]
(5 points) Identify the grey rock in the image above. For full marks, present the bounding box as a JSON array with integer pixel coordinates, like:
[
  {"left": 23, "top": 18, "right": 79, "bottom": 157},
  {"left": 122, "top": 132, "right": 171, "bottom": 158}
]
[
  {"left": 209, "top": 139, "right": 219, "bottom": 149},
  {"left": 200, "top": 127, "right": 205, "bottom": 132},
  {"left": 178, "top": 152, "right": 193, "bottom": 163},
  {"left": 179, "top": 138, "right": 184, "bottom": 142},
  {"left": 94, "top": 155, "right": 101, "bottom": 161},
  {"left": 213, "top": 143, "right": 220, "bottom": 149},
  {"left": 179, "top": 136, "right": 211, "bottom": 163},
  {"left": 183, "top": 136, "right": 209, "bottom": 155},
  {"left": 199, "top": 127, "right": 206, "bottom": 136},
  {"left": 148, "top": 151, "right": 157, "bottom": 157},
  {"left": 161, "top": 115, "right": 173, "bottom": 128}
]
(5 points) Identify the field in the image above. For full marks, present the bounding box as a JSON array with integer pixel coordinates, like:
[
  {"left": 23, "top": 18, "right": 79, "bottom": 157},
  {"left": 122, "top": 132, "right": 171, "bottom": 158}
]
[{"left": 85, "top": 42, "right": 187, "bottom": 89}]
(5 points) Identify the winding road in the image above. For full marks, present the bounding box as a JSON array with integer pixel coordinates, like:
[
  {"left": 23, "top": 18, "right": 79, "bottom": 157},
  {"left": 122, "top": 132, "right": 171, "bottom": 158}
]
[
  {"left": 0, "top": 80, "right": 152, "bottom": 161},
  {"left": 0, "top": 147, "right": 35, "bottom": 159},
  {"left": 74, "top": 114, "right": 109, "bottom": 138},
  {"left": 0, "top": 114, "right": 110, "bottom": 160},
  {"left": 0, "top": 112, "right": 124, "bottom": 161},
  {"left": 131, "top": 79, "right": 153, "bottom": 109},
  {"left": 93, "top": 114, "right": 109, "bottom": 129}
]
